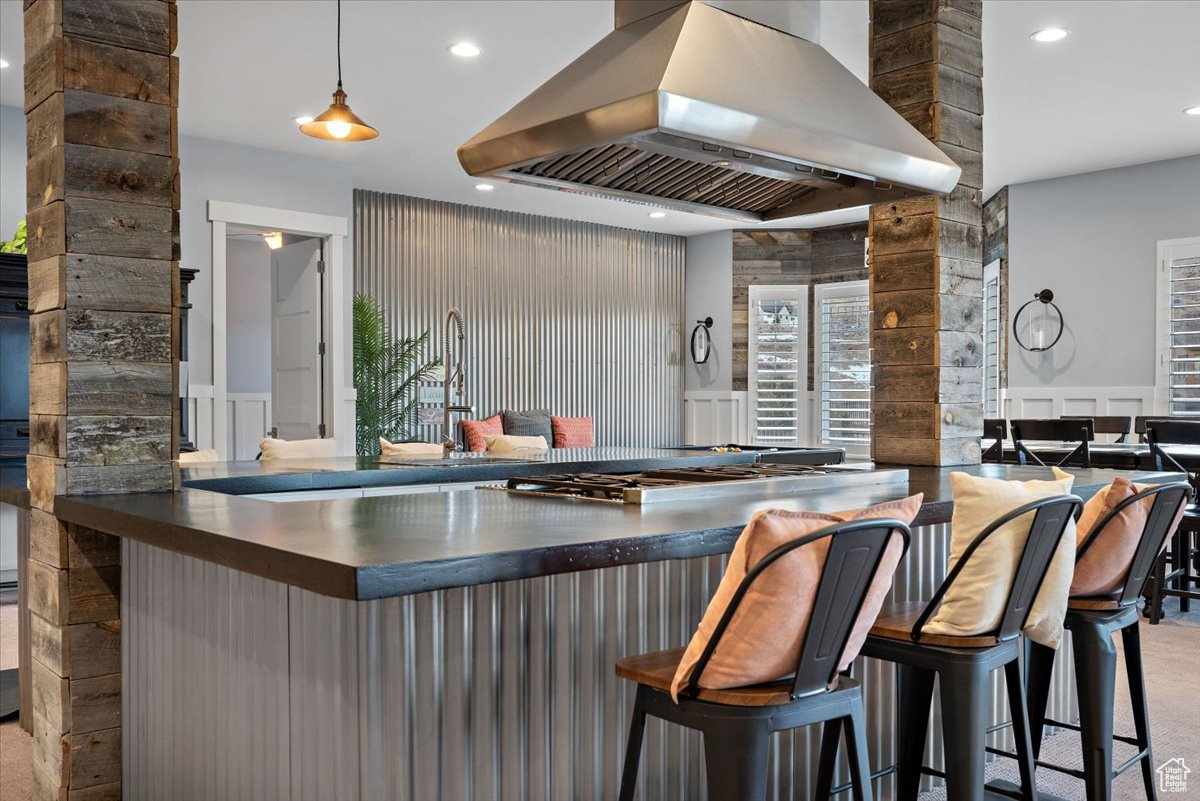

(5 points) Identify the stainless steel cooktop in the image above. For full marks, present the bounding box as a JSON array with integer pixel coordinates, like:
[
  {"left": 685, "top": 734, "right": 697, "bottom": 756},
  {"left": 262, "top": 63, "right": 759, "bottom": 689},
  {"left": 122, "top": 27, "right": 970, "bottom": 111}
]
[{"left": 493, "top": 464, "right": 908, "bottom": 505}]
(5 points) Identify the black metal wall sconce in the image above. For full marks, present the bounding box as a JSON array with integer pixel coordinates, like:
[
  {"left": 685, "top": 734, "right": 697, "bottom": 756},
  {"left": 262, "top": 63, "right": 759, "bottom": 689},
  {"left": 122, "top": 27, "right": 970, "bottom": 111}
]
[
  {"left": 690, "top": 317, "right": 714, "bottom": 364},
  {"left": 1013, "top": 289, "right": 1064, "bottom": 352}
]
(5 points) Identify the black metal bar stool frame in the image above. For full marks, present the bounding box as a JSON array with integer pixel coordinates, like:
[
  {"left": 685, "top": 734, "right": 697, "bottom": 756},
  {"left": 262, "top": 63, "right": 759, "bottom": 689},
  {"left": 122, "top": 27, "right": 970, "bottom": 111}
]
[
  {"left": 1143, "top": 422, "right": 1200, "bottom": 621},
  {"left": 856, "top": 495, "right": 1083, "bottom": 801},
  {"left": 1018, "top": 483, "right": 1190, "bottom": 801},
  {"left": 617, "top": 518, "right": 912, "bottom": 801}
]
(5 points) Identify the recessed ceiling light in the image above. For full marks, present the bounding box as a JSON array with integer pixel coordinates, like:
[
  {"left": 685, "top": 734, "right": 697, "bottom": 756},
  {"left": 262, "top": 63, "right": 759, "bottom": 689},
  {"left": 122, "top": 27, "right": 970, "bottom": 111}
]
[
  {"left": 1185, "top": 106, "right": 1200, "bottom": 116},
  {"left": 648, "top": 211, "right": 666, "bottom": 219},
  {"left": 295, "top": 115, "right": 315, "bottom": 125},
  {"left": 1030, "top": 27, "right": 1070, "bottom": 43},
  {"left": 449, "top": 42, "right": 481, "bottom": 58},
  {"left": 475, "top": 183, "right": 494, "bottom": 191},
  {"left": 0, "top": 59, "right": 9, "bottom": 69}
]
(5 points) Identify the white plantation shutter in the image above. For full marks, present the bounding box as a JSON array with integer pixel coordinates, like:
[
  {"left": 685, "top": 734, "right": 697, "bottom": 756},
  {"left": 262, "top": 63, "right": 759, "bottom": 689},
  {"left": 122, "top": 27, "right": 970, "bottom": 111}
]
[
  {"left": 816, "top": 281, "right": 870, "bottom": 449},
  {"left": 983, "top": 260, "right": 1002, "bottom": 417},
  {"left": 1160, "top": 238, "right": 1200, "bottom": 414},
  {"left": 749, "top": 287, "right": 807, "bottom": 444}
]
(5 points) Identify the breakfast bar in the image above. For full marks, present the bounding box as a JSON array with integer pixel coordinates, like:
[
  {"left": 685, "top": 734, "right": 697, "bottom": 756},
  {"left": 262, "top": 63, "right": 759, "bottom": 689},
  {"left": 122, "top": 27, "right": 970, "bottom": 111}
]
[{"left": 41, "top": 461, "right": 1180, "bottom": 801}]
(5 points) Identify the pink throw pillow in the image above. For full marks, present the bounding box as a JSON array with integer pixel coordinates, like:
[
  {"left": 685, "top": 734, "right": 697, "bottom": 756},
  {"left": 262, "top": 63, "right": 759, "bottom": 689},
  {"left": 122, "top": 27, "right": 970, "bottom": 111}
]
[
  {"left": 669, "top": 494, "right": 922, "bottom": 701},
  {"left": 1071, "top": 477, "right": 1182, "bottom": 597},
  {"left": 461, "top": 415, "right": 502, "bottom": 452},
  {"left": 551, "top": 415, "right": 595, "bottom": 448}
]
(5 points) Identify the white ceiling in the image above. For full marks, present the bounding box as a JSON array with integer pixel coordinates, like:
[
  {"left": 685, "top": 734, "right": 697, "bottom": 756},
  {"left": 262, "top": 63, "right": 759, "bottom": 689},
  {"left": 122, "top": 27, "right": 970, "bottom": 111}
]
[{"left": 1, "top": 0, "right": 1197, "bottom": 236}]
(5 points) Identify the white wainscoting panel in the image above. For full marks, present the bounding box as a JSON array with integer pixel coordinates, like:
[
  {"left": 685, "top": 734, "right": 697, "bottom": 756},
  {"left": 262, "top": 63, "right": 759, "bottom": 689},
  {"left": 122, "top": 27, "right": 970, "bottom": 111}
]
[
  {"left": 187, "top": 384, "right": 216, "bottom": 453},
  {"left": 1003, "top": 386, "right": 1158, "bottom": 438},
  {"left": 228, "top": 392, "right": 272, "bottom": 461},
  {"left": 682, "top": 391, "right": 750, "bottom": 444}
]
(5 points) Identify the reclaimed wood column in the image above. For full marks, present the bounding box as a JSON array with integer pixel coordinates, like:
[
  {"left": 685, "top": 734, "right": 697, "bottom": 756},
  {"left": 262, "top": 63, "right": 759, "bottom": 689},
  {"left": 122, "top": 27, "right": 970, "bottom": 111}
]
[
  {"left": 23, "top": 1, "right": 179, "bottom": 797},
  {"left": 869, "top": 0, "right": 984, "bottom": 465}
]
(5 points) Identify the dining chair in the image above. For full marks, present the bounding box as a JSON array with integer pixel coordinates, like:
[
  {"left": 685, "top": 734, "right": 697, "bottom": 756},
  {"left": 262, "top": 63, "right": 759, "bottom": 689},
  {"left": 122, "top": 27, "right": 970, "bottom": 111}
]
[
  {"left": 982, "top": 418, "right": 1008, "bottom": 463},
  {"left": 855, "top": 494, "right": 1083, "bottom": 801},
  {"left": 1011, "top": 418, "right": 1095, "bottom": 468},
  {"left": 1062, "top": 415, "right": 1132, "bottom": 443},
  {"left": 615, "top": 518, "right": 912, "bottom": 801}
]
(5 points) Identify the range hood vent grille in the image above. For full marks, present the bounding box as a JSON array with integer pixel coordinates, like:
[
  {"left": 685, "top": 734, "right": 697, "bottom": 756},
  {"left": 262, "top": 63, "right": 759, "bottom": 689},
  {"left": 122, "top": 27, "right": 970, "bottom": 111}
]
[{"left": 512, "top": 144, "right": 821, "bottom": 215}]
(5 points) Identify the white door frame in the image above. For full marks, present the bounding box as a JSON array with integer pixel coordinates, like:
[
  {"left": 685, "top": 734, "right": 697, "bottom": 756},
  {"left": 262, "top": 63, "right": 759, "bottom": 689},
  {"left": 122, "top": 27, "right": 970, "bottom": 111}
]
[{"left": 207, "top": 200, "right": 350, "bottom": 458}]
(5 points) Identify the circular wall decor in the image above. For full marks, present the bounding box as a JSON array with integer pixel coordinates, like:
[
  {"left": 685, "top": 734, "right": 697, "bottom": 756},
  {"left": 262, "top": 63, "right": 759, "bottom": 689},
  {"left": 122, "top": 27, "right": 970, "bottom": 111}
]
[
  {"left": 1013, "top": 289, "right": 1064, "bottom": 352},
  {"left": 690, "top": 317, "right": 714, "bottom": 364}
]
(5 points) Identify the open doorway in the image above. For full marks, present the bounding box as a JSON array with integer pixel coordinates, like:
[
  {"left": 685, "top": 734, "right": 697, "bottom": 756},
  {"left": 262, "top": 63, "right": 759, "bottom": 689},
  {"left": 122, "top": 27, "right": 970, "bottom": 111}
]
[
  {"left": 208, "top": 201, "right": 350, "bottom": 461},
  {"left": 225, "top": 225, "right": 326, "bottom": 458}
]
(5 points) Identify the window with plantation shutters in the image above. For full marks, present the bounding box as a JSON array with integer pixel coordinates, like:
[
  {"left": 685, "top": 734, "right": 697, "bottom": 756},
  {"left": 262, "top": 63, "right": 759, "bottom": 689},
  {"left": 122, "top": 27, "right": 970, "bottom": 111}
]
[
  {"left": 1158, "top": 238, "right": 1200, "bottom": 415},
  {"left": 748, "top": 286, "right": 808, "bottom": 444},
  {"left": 983, "top": 260, "right": 1003, "bottom": 417},
  {"left": 815, "top": 280, "right": 871, "bottom": 451}
]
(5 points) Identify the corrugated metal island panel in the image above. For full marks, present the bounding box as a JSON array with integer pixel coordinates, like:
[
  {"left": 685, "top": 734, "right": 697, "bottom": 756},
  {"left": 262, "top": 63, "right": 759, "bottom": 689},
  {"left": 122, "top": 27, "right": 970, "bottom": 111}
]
[
  {"left": 122, "top": 524, "right": 1079, "bottom": 800},
  {"left": 353, "top": 190, "right": 686, "bottom": 447}
]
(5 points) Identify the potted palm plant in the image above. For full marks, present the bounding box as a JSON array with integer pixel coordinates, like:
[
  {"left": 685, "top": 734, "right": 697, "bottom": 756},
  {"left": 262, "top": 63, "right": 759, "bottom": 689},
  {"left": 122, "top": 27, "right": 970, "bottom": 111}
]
[{"left": 353, "top": 294, "right": 441, "bottom": 456}]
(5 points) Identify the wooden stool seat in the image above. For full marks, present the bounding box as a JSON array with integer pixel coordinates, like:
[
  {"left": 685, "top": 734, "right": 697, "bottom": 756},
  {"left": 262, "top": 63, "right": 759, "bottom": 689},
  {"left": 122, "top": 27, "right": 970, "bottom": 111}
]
[
  {"left": 615, "top": 648, "right": 797, "bottom": 708},
  {"left": 868, "top": 601, "right": 1000, "bottom": 648},
  {"left": 1067, "top": 594, "right": 1122, "bottom": 611}
]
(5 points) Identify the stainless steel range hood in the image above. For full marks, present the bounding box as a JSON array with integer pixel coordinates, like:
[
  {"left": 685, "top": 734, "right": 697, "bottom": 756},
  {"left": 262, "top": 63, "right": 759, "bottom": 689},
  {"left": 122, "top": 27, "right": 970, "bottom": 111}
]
[{"left": 457, "top": 0, "right": 961, "bottom": 223}]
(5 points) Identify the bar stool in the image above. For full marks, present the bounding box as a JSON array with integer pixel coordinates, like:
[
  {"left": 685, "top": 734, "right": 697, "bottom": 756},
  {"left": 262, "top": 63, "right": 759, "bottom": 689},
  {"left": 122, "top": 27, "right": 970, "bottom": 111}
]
[
  {"left": 851, "top": 495, "right": 1082, "bottom": 801},
  {"left": 982, "top": 418, "right": 1009, "bottom": 464},
  {"left": 614, "top": 518, "right": 911, "bottom": 801},
  {"left": 1021, "top": 482, "right": 1190, "bottom": 801},
  {"left": 1012, "top": 419, "right": 1095, "bottom": 468},
  {"left": 1143, "top": 421, "right": 1200, "bottom": 622}
]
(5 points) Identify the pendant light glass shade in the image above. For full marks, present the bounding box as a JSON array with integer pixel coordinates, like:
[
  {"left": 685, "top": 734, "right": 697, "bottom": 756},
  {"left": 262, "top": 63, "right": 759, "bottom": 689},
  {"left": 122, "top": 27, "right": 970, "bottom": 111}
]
[
  {"left": 300, "top": 0, "right": 378, "bottom": 142},
  {"left": 300, "top": 87, "right": 378, "bottom": 141}
]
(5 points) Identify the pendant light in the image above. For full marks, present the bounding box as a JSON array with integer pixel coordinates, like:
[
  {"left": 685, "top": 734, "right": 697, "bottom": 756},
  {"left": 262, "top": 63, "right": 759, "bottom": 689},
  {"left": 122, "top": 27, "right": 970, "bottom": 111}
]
[{"left": 300, "top": 0, "right": 378, "bottom": 142}]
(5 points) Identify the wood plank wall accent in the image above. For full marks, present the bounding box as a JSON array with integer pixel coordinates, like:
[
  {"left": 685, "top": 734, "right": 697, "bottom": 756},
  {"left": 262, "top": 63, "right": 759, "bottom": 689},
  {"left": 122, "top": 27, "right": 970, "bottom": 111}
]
[
  {"left": 984, "top": 186, "right": 1009, "bottom": 392},
  {"left": 731, "top": 223, "right": 868, "bottom": 392},
  {"left": 868, "top": 0, "right": 984, "bottom": 465},
  {"left": 23, "top": 1, "right": 180, "bottom": 798}
]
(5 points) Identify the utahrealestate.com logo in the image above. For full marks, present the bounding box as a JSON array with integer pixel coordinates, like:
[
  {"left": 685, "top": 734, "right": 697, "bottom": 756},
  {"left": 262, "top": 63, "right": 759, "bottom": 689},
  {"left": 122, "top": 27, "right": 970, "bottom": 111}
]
[{"left": 1158, "top": 758, "right": 1191, "bottom": 794}]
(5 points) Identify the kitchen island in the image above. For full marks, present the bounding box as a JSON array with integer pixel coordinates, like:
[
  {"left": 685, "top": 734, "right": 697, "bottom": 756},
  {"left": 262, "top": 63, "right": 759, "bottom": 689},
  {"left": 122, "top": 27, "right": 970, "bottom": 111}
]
[{"left": 20, "top": 457, "right": 1186, "bottom": 800}]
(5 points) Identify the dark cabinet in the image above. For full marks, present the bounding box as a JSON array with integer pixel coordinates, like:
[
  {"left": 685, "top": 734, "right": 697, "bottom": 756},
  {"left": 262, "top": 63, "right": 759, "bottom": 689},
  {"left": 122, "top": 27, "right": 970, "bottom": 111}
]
[{"left": 0, "top": 253, "right": 29, "bottom": 461}]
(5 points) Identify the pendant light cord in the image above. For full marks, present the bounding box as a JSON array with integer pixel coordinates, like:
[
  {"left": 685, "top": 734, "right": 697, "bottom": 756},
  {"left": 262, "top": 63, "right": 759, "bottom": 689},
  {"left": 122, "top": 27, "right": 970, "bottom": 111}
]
[{"left": 336, "top": 0, "right": 343, "bottom": 89}]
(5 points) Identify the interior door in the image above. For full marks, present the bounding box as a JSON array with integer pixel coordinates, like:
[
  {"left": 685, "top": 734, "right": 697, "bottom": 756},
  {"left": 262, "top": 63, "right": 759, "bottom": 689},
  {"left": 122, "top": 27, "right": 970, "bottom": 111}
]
[{"left": 271, "top": 238, "right": 324, "bottom": 440}]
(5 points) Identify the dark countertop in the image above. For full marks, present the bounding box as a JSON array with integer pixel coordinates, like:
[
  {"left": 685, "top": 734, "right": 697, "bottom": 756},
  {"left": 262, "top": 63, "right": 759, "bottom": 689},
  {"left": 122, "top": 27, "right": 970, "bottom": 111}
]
[
  {"left": 0, "top": 461, "right": 28, "bottom": 508},
  {"left": 179, "top": 447, "right": 762, "bottom": 494},
  {"left": 48, "top": 461, "right": 1185, "bottom": 601}
]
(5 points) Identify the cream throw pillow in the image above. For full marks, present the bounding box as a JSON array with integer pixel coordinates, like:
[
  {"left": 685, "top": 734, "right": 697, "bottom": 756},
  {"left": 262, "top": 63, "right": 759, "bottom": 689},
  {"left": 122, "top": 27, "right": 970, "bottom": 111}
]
[
  {"left": 379, "top": 438, "right": 443, "bottom": 457},
  {"left": 178, "top": 449, "right": 219, "bottom": 464},
  {"left": 483, "top": 434, "right": 548, "bottom": 452},
  {"left": 258, "top": 437, "right": 337, "bottom": 460},
  {"left": 922, "top": 468, "right": 1076, "bottom": 649}
]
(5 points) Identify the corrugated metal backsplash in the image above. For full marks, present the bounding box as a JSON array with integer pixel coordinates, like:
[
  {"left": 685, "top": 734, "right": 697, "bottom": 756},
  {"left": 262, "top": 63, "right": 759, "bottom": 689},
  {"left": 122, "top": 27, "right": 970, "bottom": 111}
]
[{"left": 354, "top": 190, "right": 686, "bottom": 446}]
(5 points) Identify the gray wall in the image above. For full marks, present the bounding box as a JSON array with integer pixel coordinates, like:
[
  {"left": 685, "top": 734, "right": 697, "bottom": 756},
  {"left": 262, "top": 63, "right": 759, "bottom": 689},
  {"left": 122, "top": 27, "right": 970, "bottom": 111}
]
[
  {"left": 0, "top": 105, "right": 25, "bottom": 244},
  {"left": 354, "top": 190, "right": 686, "bottom": 447},
  {"left": 1008, "top": 155, "right": 1200, "bottom": 389},
  {"left": 684, "top": 231, "right": 733, "bottom": 392},
  {"left": 180, "top": 135, "right": 353, "bottom": 387},
  {"left": 0, "top": 107, "right": 355, "bottom": 392},
  {"left": 225, "top": 238, "right": 272, "bottom": 394}
]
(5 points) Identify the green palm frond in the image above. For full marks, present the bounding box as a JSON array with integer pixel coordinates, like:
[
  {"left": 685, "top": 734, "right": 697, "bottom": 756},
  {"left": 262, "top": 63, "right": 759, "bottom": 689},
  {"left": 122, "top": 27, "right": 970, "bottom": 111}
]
[{"left": 353, "top": 294, "right": 441, "bottom": 455}]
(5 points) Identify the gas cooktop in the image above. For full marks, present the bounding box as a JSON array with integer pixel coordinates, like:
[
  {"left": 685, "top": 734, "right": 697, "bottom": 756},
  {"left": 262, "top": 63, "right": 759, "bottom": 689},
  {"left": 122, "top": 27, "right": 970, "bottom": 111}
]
[{"left": 495, "top": 464, "right": 908, "bottom": 505}]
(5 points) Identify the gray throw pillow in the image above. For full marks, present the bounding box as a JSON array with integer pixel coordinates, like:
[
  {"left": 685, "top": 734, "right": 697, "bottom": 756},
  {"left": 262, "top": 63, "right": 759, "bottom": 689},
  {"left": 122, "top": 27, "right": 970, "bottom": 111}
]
[{"left": 501, "top": 408, "right": 553, "bottom": 443}]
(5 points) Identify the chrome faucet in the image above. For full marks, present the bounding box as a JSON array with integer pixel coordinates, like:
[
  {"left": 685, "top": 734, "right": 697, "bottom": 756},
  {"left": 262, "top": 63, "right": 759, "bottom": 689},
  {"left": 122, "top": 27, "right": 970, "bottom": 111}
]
[{"left": 442, "top": 307, "right": 474, "bottom": 456}]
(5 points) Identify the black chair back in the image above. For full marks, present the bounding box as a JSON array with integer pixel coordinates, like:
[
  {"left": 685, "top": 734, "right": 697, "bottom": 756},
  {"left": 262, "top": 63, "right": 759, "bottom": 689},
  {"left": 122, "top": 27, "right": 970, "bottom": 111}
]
[
  {"left": 912, "top": 495, "right": 1083, "bottom": 642},
  {"left": 982, "top": 418, "right": 1008, "bottom": 463},
  {"left": 1077, "top": 483, "right": 1190, "bottom": 607},
  {"left": 1062, "top": 415, "right": 1132, "bottom": 443},
  {"left": 1135, "top": 415, "right": 1192, "bottom": 440},
  {"left": 684, "top": 518, "right": 911, "bottom": 701},
  {"left": 1011, "top": 418, "right": 1094, "bottom": 468}
]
